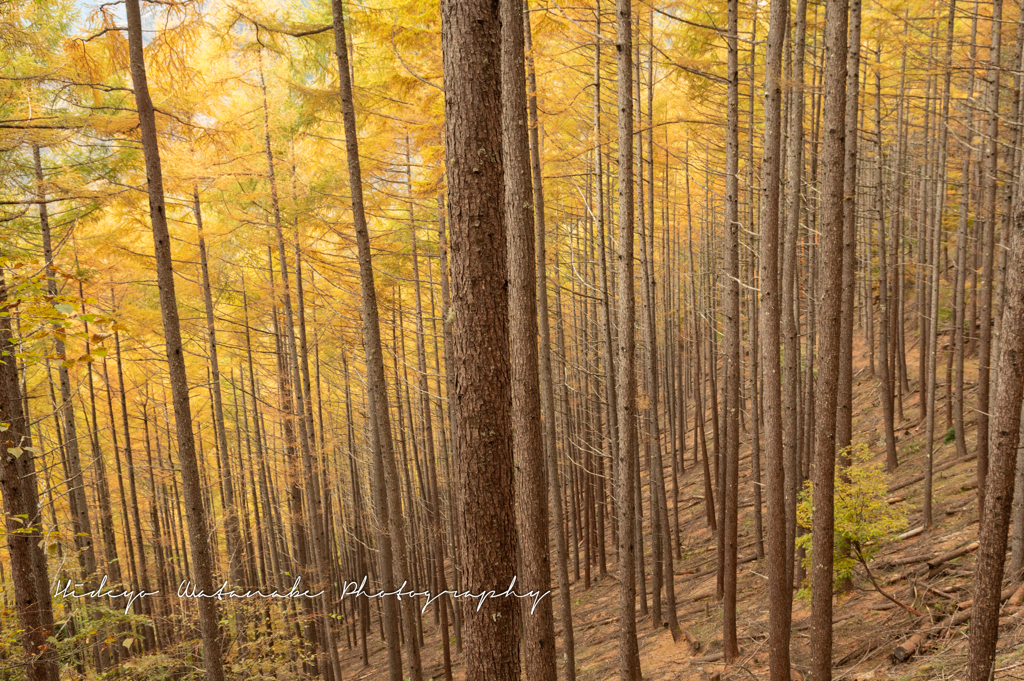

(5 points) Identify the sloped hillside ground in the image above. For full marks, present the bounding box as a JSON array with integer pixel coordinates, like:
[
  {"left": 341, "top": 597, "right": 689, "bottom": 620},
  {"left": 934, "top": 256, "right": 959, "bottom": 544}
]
[{"left": 341, "top": 335, "right": 1024, "bottom": 680}]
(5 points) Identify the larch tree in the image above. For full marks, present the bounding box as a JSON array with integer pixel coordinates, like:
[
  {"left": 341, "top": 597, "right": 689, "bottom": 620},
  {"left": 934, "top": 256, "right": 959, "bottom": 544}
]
[
  {"left": 440, "top": 0, "right": 521, "bottom": 679},
  {"left": 759, "top": 0, "right": 791, "bottom": 676},
  {"left": 966, "top": 128, "right": 1024, "bottom": 681},
  {"left": 810, "top": 0, "right": 848, "bottom": 678},
  {"left": 124, "top": 2, "right": 225, "bottom": 679},
  {"left": 614, "top": 0, "right": 642, "bottom": 677},
  {"left": 501, "top": 0, "right": 557, "bottom": 675},
  {"left": 721, "top": 0, "right": 741, "bottom": 662},
  {"left": 330, "top": 2, "right": 423, "bottom": 678}
]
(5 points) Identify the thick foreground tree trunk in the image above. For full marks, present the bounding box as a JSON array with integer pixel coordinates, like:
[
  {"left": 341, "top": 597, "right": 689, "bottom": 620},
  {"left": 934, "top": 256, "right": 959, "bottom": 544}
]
[
  {"left": 0, "top": 275, "right": 59, "bottom": 681},
  {"left": 440, "top": 0, "right": 521, "bottom": 678},
  {"left": 810, "top": 0, "right": 848, "bottom": 676},
  {"left": 966, "top": 135, "right": 1024, "bottom": 681}
]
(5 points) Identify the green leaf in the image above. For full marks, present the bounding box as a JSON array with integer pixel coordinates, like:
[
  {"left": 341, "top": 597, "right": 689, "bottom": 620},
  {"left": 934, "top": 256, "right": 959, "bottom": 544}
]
[{"left": 54, "top": 302, "right": 75, "bottom": 316}]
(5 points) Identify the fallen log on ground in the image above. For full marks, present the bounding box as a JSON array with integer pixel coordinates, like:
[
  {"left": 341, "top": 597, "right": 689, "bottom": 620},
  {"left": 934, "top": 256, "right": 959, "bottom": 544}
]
[
  {"left": 876, "top": 550, "right": 935, "bottom": 570},
  {"left": 682, "top": 627, "right": 701, "bottom": 653},
  {"left": 897, "top": 526, "right": 924, "bottom": 540},
  {"left": 1008, "top": 581, "right": 1024, "bottom": 607},
  {"left": 885, "top": 541, "right": 978, "bottom": 584},
  {"left": 954, "top": 581, "right": 1018, "bottom": 611},
  {"left": 892, "top": 581, "right": 1019, "bottom": 663}
]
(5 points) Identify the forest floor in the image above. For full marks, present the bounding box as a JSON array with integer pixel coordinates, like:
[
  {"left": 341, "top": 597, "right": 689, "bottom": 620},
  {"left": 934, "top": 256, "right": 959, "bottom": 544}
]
[{"left": 340, "top": 333, "right": 1024, "bottom": 680}]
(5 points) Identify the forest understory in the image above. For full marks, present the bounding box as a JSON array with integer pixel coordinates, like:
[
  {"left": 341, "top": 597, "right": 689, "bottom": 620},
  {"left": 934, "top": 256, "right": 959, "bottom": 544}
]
[{"left": 335, "top": 336, "right": 1024, "bottom": 681}]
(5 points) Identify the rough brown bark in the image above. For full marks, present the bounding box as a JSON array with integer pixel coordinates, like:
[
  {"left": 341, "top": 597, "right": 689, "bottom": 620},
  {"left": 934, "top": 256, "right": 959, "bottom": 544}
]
[
  {"left": 784, "top": 0, "right": 808, "bottom": 585},
  {"left": 500, "top": 0, "right": 557, "bottom": 674},
  {"left": 0, "top": 275, "right": 59, "bottom": 681},
  {"left": 810, "top": 0, "right": 848, "bottom": 674},
  {"left": 966, "top": 139, "right": 1024, "bottom": 681},
  {"left": 440, "top": 0, "right": 521, "bottom": 678},
  {"left": 977, "top": 0, "right": 1003, "bottom": 516},
  {"left": 836, "top": 0, "right": 861, "bottom": 454}
]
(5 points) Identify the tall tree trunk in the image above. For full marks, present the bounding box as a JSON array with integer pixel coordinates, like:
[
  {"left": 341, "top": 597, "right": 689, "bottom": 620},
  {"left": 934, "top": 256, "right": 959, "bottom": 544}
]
[
  {"left": 112, "top": 330, "right": 157, "bottom": 650},
  {"left": 440, "top": 0, "right": 521, "bottom": 678},
  {"left": 721, "top": 0, "right": 741, "bottom": 661},
  {"left": 760, "top": 0, "right": 791, "bottom": 677},
  {"left": 193, "top": 189, "right": 243, "bottom": 585},
  {"left": 977, "top": 0, "right": 1003, "bottom": 516},
  {"left": 686, "top": 153, "right": 716, "bottom": 532},
  {"left": 0, "top": 275, "right": 59, "bottom": 681},
  {"left": 874, "top": 47, "right": 899, "bottom": 473},
  {"left": 965, "top": 144, "right": 1024, "bottom": 681},
  {"left": 923, "top": 0, "right": 956, "bottom": 528},
  {"left": 528, "top": 0, "right": 575, "bottom": 673},
  {"left": 32, "top": 146, "right": 97, "bottom": 583},
  {"left": 810, "top": 0, "right": 848, "bottom": 675},
  {"left": 330, "top": 3, "right": 421, "bottom": 678},
  {"left": 836, "top": 0, "right": 861, "bottom": 454},
  {"left": 500, "top": 0, "right": 557, "bottom": 672},
  {"left": 784, "top": 0, "right": 808, "bottom": 586},
  {"left": 123, "top": 3, "right": 225, "bottom": 678},
  {"left": 408, "top": 165, "right": 453, "bottom": 681},
  {"left": 614, "top": 0, "right": 641, "bottom": 676}
]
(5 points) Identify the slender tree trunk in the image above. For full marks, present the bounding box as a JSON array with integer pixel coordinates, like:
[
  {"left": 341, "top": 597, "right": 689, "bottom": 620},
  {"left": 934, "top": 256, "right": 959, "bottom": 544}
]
[
  {"left": 112, "top": 331, "right": 157, "bottom": 650},
  {"left": 760, "top": 0, "right": 791, "bottom": 677},
  {"left": 874, "top": 47, "right": 899, "bottom": 473},
  {"left": 784, "top": 0, "right": 808, "bottom": 588},
  {"left": 32, "top": 146, "right": 97, "bottom": 583},
  {"left": 977, "top": 0, "right": 1003, "bottom": 516},
  {"left": 193, "top": 189, "right": 243, "bottom": 584},
  {"left": 836, "top": 0, "right": 861, "bottom": 454},
  {"left": 123, "top": 3, "right": 224, "bottom": 678},
  {"left": 923, "top": 0, "right": 956, "bottom": 529},
  {"left": 330, "top": 3, "right": 421, "bottom": 677},
  {"left": 614, "top": 0, "right": 641, "bottom": 676},
  {"left": 501, "top": 0, "right": 557, "bottom": 674},
  {"left": 407, "top": 170, "right": 453, "bottom": 681},
  {"left": 721, "top": 0, "right": 741, "bottom": 660}
]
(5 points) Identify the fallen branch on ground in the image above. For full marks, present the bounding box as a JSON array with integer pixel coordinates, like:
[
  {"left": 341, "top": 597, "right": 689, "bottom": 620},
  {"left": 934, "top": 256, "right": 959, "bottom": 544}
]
[{"left": 854, "top": 543, "right": 926, "bottom": 617}]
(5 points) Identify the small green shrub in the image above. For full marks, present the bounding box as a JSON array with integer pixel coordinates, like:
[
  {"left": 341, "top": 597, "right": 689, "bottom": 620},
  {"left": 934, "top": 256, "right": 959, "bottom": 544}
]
[
  {"left": 795, "top": 443, "right": 907, "bottom": 592},
  {"left": 943, "top": 426, "right": 956, "bottom": 445}
]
